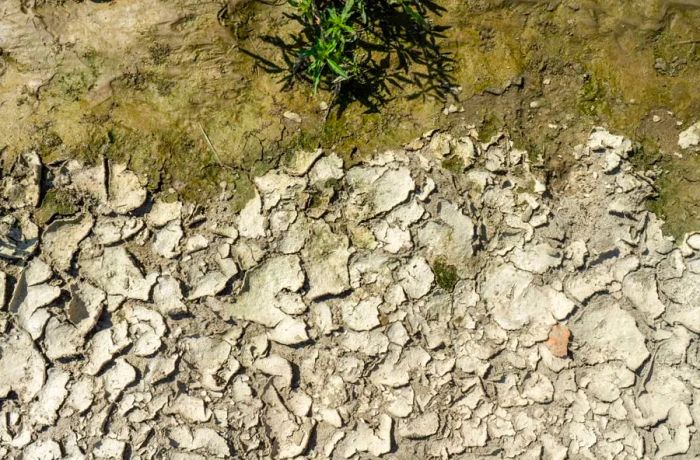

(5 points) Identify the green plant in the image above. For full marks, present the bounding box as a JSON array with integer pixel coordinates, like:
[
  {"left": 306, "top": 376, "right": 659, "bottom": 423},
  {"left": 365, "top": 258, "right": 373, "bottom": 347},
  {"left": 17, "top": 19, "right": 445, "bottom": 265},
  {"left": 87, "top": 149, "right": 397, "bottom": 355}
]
[{"left": 270, "top": 0, "right": 451, "bottom": 105}]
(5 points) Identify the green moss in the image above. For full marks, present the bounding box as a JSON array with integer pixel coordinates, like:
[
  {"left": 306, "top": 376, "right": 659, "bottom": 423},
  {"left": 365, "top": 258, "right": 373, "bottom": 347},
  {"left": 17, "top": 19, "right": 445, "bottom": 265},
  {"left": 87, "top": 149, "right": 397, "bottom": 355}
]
[
  {"left": 49, "top": 70, "right": 97, "bottom": 101},
  {"left": 432, "top": 258, "right": 459, "bottom": 292},
  {"left": 442, "top": 155, "right": 465, "bottom": 174},
  {"left": 576, "top": 74, "right": 610, "bottom": 118},
  {"left": 35, "top": 189, "right": 78, "bottom": 226},
  {"left": 478, "top": 113, "right": 501, "bottom": 142}
]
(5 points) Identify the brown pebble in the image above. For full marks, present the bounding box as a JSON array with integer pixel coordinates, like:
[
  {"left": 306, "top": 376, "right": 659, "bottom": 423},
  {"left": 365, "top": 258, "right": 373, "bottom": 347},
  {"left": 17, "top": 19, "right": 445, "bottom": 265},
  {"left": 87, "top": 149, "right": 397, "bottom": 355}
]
[{"left": 545, "top": 324, "right": 571, "bottom": 358}]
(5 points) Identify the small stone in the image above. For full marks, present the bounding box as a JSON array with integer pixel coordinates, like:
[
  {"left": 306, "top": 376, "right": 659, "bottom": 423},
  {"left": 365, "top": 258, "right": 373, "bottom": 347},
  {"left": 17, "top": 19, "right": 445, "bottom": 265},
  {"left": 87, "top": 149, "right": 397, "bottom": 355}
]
[
  {"left": 147, "top": 199, "right": 182, "bottom": 227},
  {"left": 686, "top": 233, "right": 700, "bottom": 251},
  {"left": 678, "top": 121, "right": 700, "bottom": 149},
  {"left": 283, "top": 111, "right": 302, "bottom": 123},
  {"left": 545, "top": 324, "right": 570, "bottom": 358}
]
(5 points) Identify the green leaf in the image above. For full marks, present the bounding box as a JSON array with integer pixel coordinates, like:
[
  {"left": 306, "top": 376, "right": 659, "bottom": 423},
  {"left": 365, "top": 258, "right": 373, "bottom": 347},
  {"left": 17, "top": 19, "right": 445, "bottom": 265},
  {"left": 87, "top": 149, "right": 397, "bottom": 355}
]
[{"left": 327, "top": 59, "right": 349, "bottom": 78}]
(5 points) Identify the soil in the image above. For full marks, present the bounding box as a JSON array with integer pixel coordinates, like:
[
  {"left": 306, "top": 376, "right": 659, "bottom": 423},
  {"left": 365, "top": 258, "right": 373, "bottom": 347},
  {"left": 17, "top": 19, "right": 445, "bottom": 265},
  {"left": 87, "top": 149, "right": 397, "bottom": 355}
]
[{"left": 1, "top": 0, "right": 699, "bottom": 235}]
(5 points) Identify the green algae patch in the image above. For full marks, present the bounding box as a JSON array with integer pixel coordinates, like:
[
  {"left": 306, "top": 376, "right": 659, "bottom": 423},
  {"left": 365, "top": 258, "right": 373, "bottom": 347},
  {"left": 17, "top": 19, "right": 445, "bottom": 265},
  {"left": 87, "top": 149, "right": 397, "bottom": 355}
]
[
  {"left": 35, "top": 189, "right": 78, "bottom": 226},
  {"left": 432, "top": 258, "right": 459, "bottom": 292}
]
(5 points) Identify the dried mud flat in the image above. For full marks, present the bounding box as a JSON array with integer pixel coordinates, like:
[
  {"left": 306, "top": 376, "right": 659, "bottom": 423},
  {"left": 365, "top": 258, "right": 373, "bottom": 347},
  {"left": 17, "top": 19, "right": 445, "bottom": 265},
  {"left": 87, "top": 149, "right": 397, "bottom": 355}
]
[{"left": 2, "top": 127, "right": 700, "bottom": 459}]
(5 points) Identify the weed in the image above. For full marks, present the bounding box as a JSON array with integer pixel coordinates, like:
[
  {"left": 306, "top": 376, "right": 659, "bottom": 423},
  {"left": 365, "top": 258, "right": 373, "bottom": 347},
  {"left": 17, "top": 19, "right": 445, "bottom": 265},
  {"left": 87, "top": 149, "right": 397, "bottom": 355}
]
[{"left": 246, "top": 0, "right": 455, "bottom": 111}]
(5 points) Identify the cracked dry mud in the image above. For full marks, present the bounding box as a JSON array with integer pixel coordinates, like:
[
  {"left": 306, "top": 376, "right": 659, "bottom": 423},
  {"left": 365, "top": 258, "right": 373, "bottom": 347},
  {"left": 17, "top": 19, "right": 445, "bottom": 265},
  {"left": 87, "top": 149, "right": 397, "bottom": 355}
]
[{"left": 1, "top": 128, "right": 700, "bottom": 459}]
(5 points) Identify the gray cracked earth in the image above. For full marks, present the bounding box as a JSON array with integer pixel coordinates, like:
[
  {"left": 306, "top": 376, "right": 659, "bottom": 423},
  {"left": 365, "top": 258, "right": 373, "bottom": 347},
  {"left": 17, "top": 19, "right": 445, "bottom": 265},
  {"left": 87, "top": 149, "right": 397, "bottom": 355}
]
[{"left": 1, "top": 127, "right": 700, "bottom": 459}]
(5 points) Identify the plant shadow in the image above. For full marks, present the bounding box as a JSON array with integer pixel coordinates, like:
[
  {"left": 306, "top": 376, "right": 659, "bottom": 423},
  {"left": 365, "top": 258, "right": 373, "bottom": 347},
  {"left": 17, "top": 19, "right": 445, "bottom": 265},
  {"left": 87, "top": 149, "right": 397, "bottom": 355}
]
[{"left": 235, "top": 0, "right": 458, "bottom": 115}]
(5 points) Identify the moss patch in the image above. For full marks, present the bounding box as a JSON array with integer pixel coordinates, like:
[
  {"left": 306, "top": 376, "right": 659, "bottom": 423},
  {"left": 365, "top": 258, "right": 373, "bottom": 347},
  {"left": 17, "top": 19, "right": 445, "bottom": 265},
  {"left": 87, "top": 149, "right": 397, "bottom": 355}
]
[
  {"left": 432, "top": 258, "right": 459, "bottom": 292},
  {"left": 35, "top": 189, "right": 78, "bottom": 226}
]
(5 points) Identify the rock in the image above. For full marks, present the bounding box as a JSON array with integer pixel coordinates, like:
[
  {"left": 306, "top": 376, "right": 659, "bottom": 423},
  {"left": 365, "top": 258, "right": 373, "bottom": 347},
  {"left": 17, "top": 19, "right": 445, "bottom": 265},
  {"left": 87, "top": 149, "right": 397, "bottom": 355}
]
[
  {"left": 308, "top": 153, "right": 344, "bottom": 184},
  {"left": 545, "top": 324, "right": 571, "bottom": 358},
  {"left": 43, "top": 317, "right": 84, "bottom": 360},
  {"left": 183, "top": 336, "right": 239, "bottom": 391},
  {"left": 3, "top": 151, "right": 42, "bottom": 208},
  {"left": 416, "top": 201, "right": 475, "bottom": 265},
  {"left": 12, "top": 280, "right": 62, "bottom": 339},
  {"left": 660, "top": 273, "right": 700, "bottom": 333},
  {"left": 584, "top": 362, "right": 635, "bottom": 402},
  {"left": 22, "top": 440, "right": 62, "bottom": 460},
  {"left": 0, "top": 329, "right": 46, "bottom": 403},
  {"left": 102, "top": 357, "right": 137, "bottom": 400},
  {"left": 126, "top": 304, "right": 166, "bottom": 356},
  {"left": 66, "top": 377, "right": 95, "bottom": 414},
  {"left": 302, "top": 220, "right": 350, "bottom": 299},
  {"left": 521, "top": 372, "right": 554, "bottom": 403},
  {"left": 67, "top": 282, "right": 105, "bottom": 333},
  {"left": 686, "top": 233, "right": 700, "bottom": 250},
  {"left": 678, "top": 121, "right": 700, "bottom": 149},
  {"left": 268, "top": 316, "right": 309, "bottom": 345},
  {"left": 147, "top": 199, "right": 182, "bottom": 227},
  {"left": 108, "top": 163, "right": 146, "bottom": 214},
  {"left": 83, "top": 321, "right": 131, "bottom": 375},
  {"left": 573, "top": 303, "right": 649, "bottom": 370},
  {"left": 184, "top": 234, "right": 208, "bottom": 254},
  {"left": 262, "top": 385, "right": 315, "bottom": 458},
  {"left": 166, "top": 394, "right": 211, "bottom": 423},
  {"left": 65, "top": 159, "right": 107, "bottom": 201},
  {"left": 81, "top": 246, "right": 157, "bottom": 301}
]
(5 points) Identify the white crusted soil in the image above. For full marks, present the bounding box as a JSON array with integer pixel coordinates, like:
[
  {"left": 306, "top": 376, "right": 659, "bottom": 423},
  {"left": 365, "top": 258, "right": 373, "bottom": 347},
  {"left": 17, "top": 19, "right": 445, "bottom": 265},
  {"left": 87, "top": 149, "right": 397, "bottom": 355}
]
[{"left": 0, "top": 128, "right": 699, "bottom": 459}]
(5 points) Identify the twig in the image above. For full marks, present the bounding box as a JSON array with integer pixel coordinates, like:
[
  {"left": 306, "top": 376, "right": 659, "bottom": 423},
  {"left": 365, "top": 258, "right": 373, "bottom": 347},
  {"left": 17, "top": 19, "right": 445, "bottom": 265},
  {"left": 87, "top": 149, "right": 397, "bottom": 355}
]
[
  {"left": 678, "top": 39, "right": 700, "bottom": 45},
  {"left": 198, "top": 123, "right": 234, "bottom": 172}
]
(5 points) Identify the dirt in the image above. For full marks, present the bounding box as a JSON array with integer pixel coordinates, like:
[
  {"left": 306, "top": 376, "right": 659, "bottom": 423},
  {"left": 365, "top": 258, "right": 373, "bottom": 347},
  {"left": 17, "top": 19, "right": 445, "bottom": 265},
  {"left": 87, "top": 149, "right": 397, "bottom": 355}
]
[{"left": 1, "top": 0, "right": 699, "bottom": 235}]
